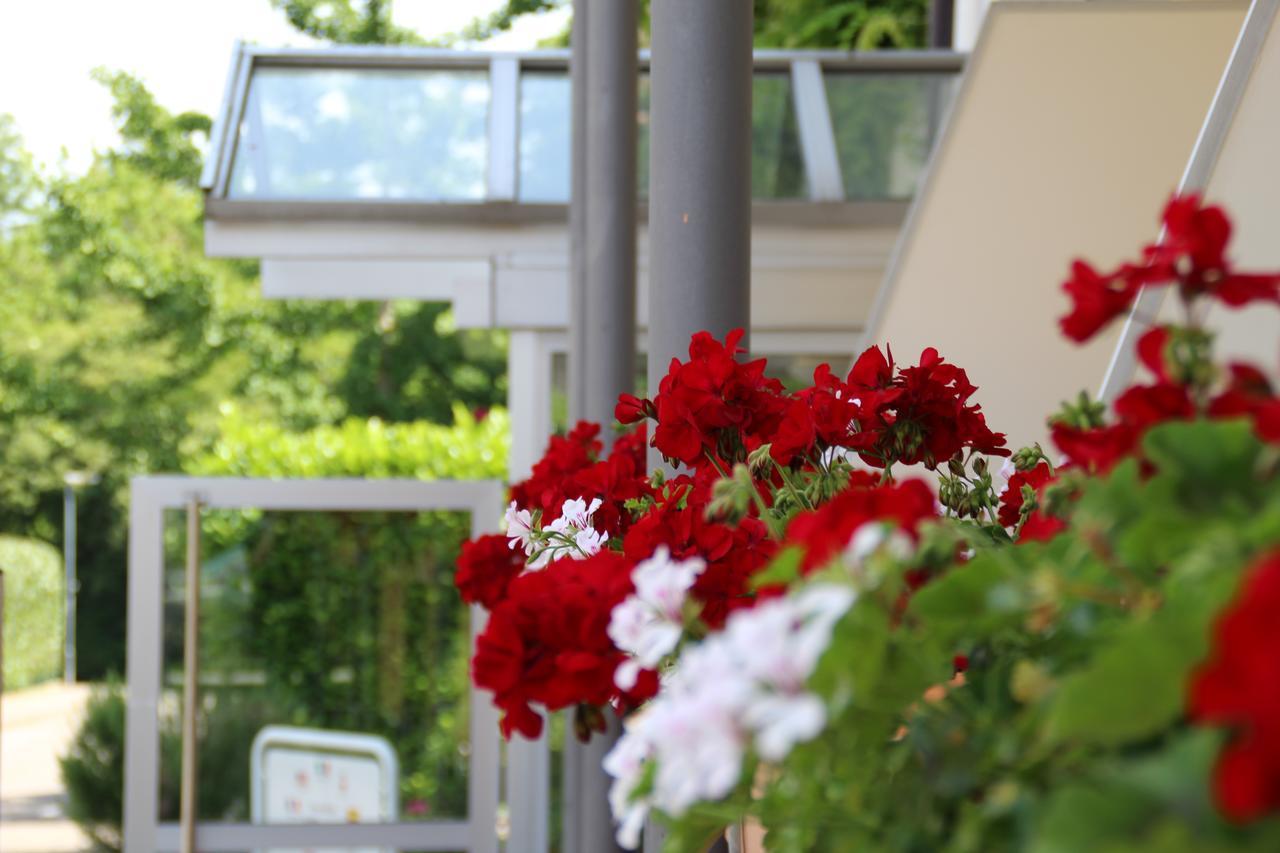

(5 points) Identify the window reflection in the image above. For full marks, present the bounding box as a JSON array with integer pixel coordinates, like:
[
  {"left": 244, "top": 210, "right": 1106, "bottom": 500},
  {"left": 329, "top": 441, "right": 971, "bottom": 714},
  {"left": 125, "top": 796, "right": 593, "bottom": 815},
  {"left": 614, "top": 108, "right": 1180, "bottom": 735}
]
[{"left": 229, "top": 67, "right": 490, "bottom": 201}]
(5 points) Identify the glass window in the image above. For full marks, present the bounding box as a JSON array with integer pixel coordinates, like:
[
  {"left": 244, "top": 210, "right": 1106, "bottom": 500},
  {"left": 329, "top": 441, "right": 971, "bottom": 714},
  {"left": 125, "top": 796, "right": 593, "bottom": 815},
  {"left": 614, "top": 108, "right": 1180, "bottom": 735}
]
[
  {"left": 638, "top": 72, "right": 808, "bottom": 200},
  {"left": 521, "top": 70, "right": 808, "bottom": 204},
  {"left": 518, "top": 71, "right": 571, "bottom": 203},
  {"left": 824, "top": 72, "right": 955, "bottom": 200},
  {"left": 229, "top": 67, "right": 490, "bottom": 201}
]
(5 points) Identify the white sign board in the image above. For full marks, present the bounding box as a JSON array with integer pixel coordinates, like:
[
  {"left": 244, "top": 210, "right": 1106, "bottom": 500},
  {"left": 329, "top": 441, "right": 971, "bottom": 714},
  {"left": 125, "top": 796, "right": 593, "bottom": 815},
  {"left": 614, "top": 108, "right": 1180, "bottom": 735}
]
[{"left": 251, "top": 725, "right": 399, "bottom": 853}]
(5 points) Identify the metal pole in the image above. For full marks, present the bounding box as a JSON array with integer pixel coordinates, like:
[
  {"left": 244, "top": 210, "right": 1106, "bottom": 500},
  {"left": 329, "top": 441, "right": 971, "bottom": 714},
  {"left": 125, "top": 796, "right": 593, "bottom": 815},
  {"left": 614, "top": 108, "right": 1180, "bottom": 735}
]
[
  {"left": 63, "top": 485, "right": 76, "bottom": 684},
  {"left": 566, "top": 1, "right": 639, "bottom": 849},
  {"left": 581, "top": 0, "right": 638, "bottom": 437},
  {"left": 568, "top": 0, "right": 590, "bottom": 424},
  {"left": 179, "top": 497, "right": 202, "bottom": 853},
  {"left": 648, "top": 0, "right": 754, "bottom": 466},
  {"left": 563, "top": 4, "right": 589, "bottom": 848}
]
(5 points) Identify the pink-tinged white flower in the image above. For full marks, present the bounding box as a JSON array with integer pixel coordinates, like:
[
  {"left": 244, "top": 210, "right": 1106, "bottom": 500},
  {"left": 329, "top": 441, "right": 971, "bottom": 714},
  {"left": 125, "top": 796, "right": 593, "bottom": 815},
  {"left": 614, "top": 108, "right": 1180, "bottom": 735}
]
[
  {"left": 609, "top": 547, "right": 706, "bottom": 690},
  {"left": 605, "top": 584, "right": 854, "bottom": 845},
  {"left": 504, "top": 501, "right": 535, "bottom": 553},
  {"left": 844, "top": 521, "right": 914, "bottom": 571},
  {"left": 550, "top": 497, "right": 603, "bottom": 532},
  {"left": 574, "top": 526, "right": 608, "bottom": 557}
]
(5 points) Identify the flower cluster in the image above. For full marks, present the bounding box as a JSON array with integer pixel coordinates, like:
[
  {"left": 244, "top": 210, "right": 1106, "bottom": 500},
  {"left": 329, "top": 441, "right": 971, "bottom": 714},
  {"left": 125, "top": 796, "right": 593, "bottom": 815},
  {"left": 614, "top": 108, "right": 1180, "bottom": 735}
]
[
  {"left": 1190, "top": 550, "right": 1280, "bottom": 822},
  {"left": 622, "top": 332, "right": 1008, "bottom": 473},
  {"left": 1060, "top": 194, "right": 1280, "bottom": 343},
  {"left": 450, "top": 193, "right": 1280, "bottom": 848},
  {"left": 505, "top": 497, "right": 609, "bottom": 568},
  {"left": 604, "top": 584, "right": 854, "bottom": 848},
  {"left": 608, "top": 547, "right": 706, "bottom": 692},
  {"left": 472, "top": 549, "right": 654, "bottom": 739},
  {"left": 618, "top": 328, "right": 787, "bottom": 469}
]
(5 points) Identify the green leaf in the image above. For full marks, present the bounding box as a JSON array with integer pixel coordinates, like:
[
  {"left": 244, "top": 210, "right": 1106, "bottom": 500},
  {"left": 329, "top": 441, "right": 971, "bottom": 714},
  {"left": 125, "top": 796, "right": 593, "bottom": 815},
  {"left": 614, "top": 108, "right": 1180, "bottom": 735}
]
[{"left": 749, "top": 546, "right": 805, "bottom": 590}]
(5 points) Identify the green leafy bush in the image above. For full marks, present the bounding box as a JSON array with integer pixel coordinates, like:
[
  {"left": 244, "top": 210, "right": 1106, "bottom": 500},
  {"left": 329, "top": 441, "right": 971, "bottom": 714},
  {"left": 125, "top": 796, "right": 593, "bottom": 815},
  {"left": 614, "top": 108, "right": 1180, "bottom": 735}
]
[
  {"left": 61, "top": 683, "right": 278, "bottom": 852},
  {"left": 0, "top": 535, "right": 64, "bottom": 689}
]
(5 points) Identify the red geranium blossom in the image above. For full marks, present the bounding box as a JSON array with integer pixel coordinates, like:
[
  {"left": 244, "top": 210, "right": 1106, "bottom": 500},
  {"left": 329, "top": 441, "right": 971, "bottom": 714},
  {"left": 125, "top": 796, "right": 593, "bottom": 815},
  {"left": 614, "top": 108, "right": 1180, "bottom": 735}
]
[
  {"left": 472, "top": 550, "right": 653, "bottom": 739},
  {"left": 997, "top": 462, "right": 1055, "bottom": 529},
  {"left": 628, "top": 329, "right": 789, "bottom": 469},
  {"left": 785, "top": 477, "right": 937, "bottom": 573},
  {"left": 455, "top": 533, "right": 526, "bottom": 609},
  {"left": 1189, "top": 551, "right": 1280, "bottom": 822},
  {"left": 623, "top": 478, "right": 777, "bottom": 628},
  {"left": 845, "top": 346, "right": 1009, "bottom": 469},
  {"left": 1060, "top": 195, "right": 1280, "bottom": 344}
]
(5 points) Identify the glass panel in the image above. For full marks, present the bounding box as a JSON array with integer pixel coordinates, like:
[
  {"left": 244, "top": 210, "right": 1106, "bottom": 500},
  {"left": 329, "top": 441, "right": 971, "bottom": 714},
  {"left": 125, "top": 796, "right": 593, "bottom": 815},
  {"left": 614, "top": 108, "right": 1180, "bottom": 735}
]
[
  {"left": 638, "top": 72, "right": 808, "bottom": 200},
  {"left": 229, "top": 67, "right": 490, "bottom": 201},
  {"left": 159, "top": 507, "right": 474, "bottom": 825},
  {"left": 518, "top": 71, "right": 571, "bottom": 203},
  {"left": 824, "top": 72, "right": 955, "bottom": 200},
  {"left": 521, "top": 70, "right": 808, "bottom": 204}
]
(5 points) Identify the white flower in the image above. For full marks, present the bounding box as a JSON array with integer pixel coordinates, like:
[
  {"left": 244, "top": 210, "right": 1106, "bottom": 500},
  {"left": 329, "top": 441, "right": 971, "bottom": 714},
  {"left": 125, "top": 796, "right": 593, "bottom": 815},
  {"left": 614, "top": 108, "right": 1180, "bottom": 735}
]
[
  {"left": 573, "top": 525, "right": 608, "bottom": 558},
  {"left": 605, "top": 584, "right": 855, "bottom": 840},
  {"left": 604, "top": 721, "right": 656, "bottom": 850},
  {"left": 551, "top": 497, "right": 603, "bottom": 532},
  {"left": 741, "top": 692, "right": 827, "bottom": 761},
  {"left": 844, "top": 521, "right": 914, "bottom": 570},
  {"left": 608, "top": 548, "right": 706, "bottom": 689},
  {"left": 504, "top": 501, "right": 535, "bottom": 553}
]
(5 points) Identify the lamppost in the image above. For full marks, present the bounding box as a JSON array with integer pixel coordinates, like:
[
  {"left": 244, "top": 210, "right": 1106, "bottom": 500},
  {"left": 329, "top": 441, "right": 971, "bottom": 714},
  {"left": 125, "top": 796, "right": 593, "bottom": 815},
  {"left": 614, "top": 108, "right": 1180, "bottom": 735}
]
[{"left": 63, "top": 470, "right": 98, "bottom": 684}]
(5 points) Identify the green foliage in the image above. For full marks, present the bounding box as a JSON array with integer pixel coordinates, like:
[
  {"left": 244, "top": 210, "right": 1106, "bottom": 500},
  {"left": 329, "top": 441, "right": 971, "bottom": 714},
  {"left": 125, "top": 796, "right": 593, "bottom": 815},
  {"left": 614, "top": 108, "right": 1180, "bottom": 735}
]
[
  {"left": 665, "top": 419, "right": 1280, "bottom": 850},
  {"left": 0, "top": 535, "right": 64, "bottom": 689},
  {"left": 182, "top": 408, "right": 507, "bottom": 819},
  {"left": 270, "top": 0, "right": 429, "bottom": 45},
  {"left": 0, "top": 73, "right": 509, "bottom": 678},
  {"left": 61, "top": 683, "right": 277, "bottom": 852},
  {"left": 455, "top": 0, "right": 929, "bottom": 49}
]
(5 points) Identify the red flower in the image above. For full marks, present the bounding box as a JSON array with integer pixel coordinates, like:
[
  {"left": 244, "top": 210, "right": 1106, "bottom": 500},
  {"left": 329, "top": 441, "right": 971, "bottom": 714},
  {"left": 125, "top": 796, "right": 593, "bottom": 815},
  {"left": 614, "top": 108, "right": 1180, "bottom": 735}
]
[
  {"left": 472, "top": 550, "right": 645, "bottom": 739},
  {"left": 1059, "top": 260, "right": 1145, "bottom": 343},
  {"left": 846, "top": 346, "right": 1009, "bottom": 469},
  {"left": 614, "top": 394, "right": 655, "bottom": 426},
  {"left": 1059, "top": 195, "right": 1280, "bottom": 344},
  {"left": 785, "top": 478, "right": 937, "bottom": 573},
  {"left": 1156, "top": 195, "right": 1280, "bottom": 307},
  {"left": 455, "top": 534, "right": 525, "bottom": 609},
  {"left": 639, "top": 329, "right": 788, "bottom": 469},
  {"left": 1189, "top": 551, "right": 1280, "bottom": 822},
  {"left": 622, "top": 478, "right": 777, "bottom": 628},
  {"left": 509, "top": 421, "right": 603, "bottom": 516},
  {"left": 1136, "top": 327, "right": 1172, "bottom": 382},
  {"left": 997, "top": 463, "right": 1055, "bottom": 529}
]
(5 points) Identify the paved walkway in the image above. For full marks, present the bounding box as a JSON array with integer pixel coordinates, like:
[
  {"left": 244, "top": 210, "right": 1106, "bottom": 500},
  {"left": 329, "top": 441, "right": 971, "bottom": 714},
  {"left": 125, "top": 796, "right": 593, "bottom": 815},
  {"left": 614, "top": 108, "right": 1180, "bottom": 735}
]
[{"left": 1, "top": 682, "right": 93, "bottom": 853}]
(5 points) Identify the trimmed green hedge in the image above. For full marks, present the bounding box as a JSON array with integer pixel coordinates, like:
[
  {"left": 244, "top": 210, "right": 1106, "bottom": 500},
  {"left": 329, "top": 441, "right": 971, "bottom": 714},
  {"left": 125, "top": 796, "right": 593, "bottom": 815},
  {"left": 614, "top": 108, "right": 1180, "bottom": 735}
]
[{"left": 0, "top": 535, "right": 64, "bottom": 689}]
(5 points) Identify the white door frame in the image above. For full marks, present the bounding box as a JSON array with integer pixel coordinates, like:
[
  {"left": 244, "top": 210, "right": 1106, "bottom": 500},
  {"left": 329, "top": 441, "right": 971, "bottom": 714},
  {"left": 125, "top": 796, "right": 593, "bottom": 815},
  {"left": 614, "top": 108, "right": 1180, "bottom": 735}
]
[{"left": 123, "top": 475, "right": 505, "bottom": 852}]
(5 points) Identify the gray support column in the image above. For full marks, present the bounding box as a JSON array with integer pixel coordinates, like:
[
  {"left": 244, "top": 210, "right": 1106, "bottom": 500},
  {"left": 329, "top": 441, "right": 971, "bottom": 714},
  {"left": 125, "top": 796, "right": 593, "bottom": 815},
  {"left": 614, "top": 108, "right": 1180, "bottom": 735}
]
[
  {"left": 648, "top": 0, "right": 754, "bottom": 427},
  {"left": 581, "top": 0, "right": 638, "bottom": 437},
  {"left": 566, "top": 0, "right": 638, "bottom": 851},
  {"left": 563, "top": 6, "right": 588, "bottom": 848},
  {"left": 568, "top": 0, "right": 589, "bottom": 423}
]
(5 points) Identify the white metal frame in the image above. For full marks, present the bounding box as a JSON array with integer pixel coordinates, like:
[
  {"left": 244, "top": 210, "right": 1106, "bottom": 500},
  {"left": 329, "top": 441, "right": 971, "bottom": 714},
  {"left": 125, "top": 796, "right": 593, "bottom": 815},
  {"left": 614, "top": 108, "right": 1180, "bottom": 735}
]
[
  {"left": 123, "top": 476, "right": 505, "bottom": 853},
  {"left": 1100, "top": 0, "right": 1280, "bottom": 400}
]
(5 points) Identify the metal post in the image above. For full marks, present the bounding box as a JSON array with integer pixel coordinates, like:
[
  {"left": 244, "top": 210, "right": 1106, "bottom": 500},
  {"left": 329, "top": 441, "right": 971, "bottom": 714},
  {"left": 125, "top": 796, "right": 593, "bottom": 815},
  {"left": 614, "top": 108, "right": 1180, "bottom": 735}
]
[
  {"left": 568, "top": 0, "right": 590, "bottom": 424},
  {"left": 564, "top": 0, "right": 639, "bottom": 849},
  {"left": 179, "top": 497, "right": 202, "bottom": 853},
  {"left": 563, "top": 4, "right": 589, "bottom": 848},
  {"left": 63, "top": 484, "right": 76, "bottom": 684},
  {"left": 581, "top": 0, "right": 638, "bottom": 436},
  {"left": 648, "top": 0, "right": 754, "bottom": 458}
]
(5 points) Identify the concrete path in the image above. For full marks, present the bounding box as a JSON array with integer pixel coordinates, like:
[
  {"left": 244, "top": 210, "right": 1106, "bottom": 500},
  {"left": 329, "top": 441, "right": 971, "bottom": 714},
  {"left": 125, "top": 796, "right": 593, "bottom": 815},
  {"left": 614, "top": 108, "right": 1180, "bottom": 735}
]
[{"left": 0, "top": 682, "right": 93, "bottom": 853}]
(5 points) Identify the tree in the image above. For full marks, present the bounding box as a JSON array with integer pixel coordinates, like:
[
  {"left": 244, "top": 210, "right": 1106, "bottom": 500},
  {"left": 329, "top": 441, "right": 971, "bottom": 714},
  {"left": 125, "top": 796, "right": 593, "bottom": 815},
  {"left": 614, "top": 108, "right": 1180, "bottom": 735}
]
[
  {"left": 453, "top": 0, "right": 929, "bottom": 49},
  {"left": 0, "top": 69, "right": 507, "bottom": 678},
  {"left": 270, "top": 0, "right": 430, "bottom": 45}
]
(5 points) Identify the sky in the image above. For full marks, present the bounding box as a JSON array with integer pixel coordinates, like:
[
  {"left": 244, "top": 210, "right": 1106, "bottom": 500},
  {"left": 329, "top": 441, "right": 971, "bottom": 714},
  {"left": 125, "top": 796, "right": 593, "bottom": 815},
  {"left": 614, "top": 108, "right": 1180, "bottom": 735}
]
[{"left": 0, "top": 0, "right": 570, "bottom": 173}]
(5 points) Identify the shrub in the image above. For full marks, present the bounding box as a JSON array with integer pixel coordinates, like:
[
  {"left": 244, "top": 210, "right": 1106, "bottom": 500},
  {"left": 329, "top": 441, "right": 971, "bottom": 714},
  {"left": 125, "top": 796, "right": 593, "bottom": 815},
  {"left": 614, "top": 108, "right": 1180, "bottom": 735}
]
[{"left": 0, "top": 535, "right": 64, "bottom": 689}]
